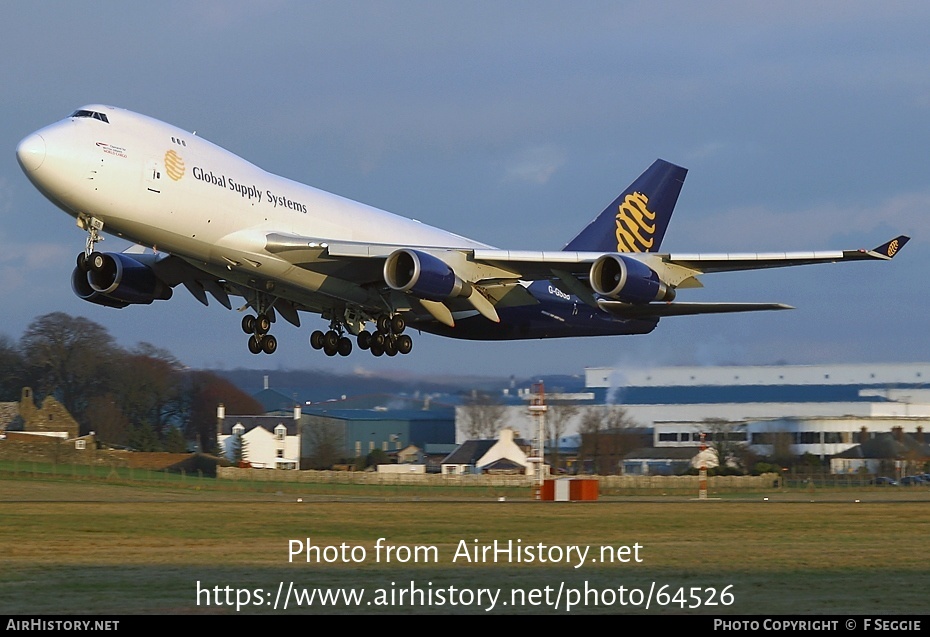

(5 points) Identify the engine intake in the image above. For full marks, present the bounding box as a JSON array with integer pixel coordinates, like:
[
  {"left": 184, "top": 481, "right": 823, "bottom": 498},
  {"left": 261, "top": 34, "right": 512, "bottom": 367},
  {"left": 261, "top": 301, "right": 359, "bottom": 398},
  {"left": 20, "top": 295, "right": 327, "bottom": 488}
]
[
  {"left": 383, "top": 249, "right": 467, "bottom": 301},
  {"left": 589, "top": 253, "right": 675, "bottom": 304},
  {"left": 79, "top": 252, "right": 172, "bottom": 305}
]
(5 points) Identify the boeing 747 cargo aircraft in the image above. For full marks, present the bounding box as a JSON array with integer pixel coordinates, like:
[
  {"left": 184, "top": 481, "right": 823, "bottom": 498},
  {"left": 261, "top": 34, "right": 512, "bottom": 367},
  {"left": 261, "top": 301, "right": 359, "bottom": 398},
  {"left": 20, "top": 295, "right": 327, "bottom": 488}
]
[{"left": 15, "top": 105, "right": 908, "bottom": 357}]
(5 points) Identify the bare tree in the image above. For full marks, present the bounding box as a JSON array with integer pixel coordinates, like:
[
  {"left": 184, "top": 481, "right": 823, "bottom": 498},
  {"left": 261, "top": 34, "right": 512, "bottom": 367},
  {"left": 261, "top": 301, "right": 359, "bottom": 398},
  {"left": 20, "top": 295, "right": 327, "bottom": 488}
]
[
  {"left": 458, "top": 391, "right": 506, "bottom": 439},
  {"left": 20, "top": 312, "right": 120, "bottom": 431},
  {"left": 304, "top": 416, "right": 344, "bottom": 469},
  {"left": 578, "top": 406, "right": 605, "bottom": 474},
  {"left": 699, "top": 418, "right": 747, "bottom": 473},
  {"left": 578, "top": 406, "right": 643, "bottom": 474},
  {"left": 546, "top": 403, "right": 578, "bottom": 472}
]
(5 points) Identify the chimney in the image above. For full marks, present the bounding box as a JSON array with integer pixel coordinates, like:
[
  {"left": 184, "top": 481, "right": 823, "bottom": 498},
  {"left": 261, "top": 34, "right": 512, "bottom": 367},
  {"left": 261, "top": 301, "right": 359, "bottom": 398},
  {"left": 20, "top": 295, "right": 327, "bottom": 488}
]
[
  {"left": 892, "top": 426, "right": 904, "bottom": 443},
  {"left": 859, "top": 426, "right": 868, "bottom": 445},
  {"left": 917, "top": 426, "right": 925, "bottom": 445},
  {"left": 216, "top": 403, "right": 225, "bottom": 439},
  {"left": 293, "top": 404, "right": 301, "bottom": 420}
]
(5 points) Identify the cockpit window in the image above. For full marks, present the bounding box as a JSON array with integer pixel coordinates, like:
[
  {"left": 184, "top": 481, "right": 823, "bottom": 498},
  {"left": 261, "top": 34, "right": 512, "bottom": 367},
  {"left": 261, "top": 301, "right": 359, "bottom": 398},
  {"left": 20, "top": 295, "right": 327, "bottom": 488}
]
[{"left": 70, "top": 109, "right": 109, "bottom": 123}]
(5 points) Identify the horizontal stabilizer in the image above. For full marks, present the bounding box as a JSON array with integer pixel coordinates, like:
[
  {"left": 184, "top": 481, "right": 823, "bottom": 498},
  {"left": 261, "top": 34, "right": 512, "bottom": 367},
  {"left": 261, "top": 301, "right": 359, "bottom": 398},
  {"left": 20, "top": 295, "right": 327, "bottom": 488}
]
[{"left": 598, "top": 300, "right": 793, "bottom": 318}]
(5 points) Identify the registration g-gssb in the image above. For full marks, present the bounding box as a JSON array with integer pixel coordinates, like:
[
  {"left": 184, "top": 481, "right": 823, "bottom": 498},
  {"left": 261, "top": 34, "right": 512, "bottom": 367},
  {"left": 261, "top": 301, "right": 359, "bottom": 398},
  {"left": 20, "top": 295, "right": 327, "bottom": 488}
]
[{"left": 16, "top": 106, "right": 908, "bottom": 358}]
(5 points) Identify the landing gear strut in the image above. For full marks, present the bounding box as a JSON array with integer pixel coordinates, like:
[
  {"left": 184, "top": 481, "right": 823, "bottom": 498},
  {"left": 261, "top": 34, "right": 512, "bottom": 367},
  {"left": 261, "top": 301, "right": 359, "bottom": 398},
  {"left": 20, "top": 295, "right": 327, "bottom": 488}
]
[
  {"left": 241, "top": 293, "right": 277, "bottom": 355},
  {"left": 310, "top": 312, "right": 413, "bottom": 358},
  {"left": 309, "top": 316, "right": 353, "bottom": 357}
]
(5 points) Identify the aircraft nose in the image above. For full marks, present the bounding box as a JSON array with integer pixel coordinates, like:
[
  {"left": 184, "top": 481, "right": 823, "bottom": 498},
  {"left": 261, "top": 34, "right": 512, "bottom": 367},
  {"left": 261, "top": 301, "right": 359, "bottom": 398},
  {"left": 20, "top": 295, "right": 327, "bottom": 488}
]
[{"left": 16, "top": 133, "right": 46, "bottom": 172}]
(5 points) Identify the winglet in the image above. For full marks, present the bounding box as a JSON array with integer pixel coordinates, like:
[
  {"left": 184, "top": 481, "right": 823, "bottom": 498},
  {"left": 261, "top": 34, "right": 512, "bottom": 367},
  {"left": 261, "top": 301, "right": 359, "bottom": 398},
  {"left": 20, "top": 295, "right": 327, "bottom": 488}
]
[{"left": 872, "top": 235, "right": 909, "bottom": 259}]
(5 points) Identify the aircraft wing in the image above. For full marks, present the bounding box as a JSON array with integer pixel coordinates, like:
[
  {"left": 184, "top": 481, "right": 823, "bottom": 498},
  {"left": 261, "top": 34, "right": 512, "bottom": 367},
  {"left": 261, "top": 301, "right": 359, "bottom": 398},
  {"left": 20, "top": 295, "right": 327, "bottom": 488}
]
[
  {"left": 256, "top": 233, "right": 909, "bottom": 326},
  {"left": 469, "top": 235, "right": 910, "bottom": 281},
  {"left": 596, "top": 300, "right": 793, "bottom": 318}
]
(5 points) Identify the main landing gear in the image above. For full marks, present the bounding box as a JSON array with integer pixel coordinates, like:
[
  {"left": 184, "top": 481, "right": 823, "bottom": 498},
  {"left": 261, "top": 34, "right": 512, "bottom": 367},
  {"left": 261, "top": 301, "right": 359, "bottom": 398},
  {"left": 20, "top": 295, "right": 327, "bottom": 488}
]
[
  {"left": 242, "top": 313, "right": 277, "bottom": 355},
  {"left": 310, "top": 313, "right": 413, "bottom": 357}
]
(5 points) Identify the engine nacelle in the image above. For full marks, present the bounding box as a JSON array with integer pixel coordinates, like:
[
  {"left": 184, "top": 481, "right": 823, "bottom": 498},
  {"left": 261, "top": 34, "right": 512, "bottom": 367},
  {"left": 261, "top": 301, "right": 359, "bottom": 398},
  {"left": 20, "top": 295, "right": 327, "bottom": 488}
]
[
  {"left": 71, "top": 265, "right": 130, "bottom": 308},
  {"left": 589, "top": 253, "right": 675, "bottom": 304},
  {"left": 383, "top": 249, "right": 466, "bottom": 301},
  {"left": 81, "top": 252, "right": 172, "bottom": 305}
]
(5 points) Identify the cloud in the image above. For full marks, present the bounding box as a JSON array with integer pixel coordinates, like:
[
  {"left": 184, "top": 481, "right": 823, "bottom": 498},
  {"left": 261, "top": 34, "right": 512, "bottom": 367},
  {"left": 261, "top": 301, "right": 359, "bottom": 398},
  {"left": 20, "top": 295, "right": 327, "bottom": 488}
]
[
  {"left": 670, "top": 190, "right": 929, "bottom": 250},
  {"left": 501, "top": 145, "right": 566, "bottom": 184}
]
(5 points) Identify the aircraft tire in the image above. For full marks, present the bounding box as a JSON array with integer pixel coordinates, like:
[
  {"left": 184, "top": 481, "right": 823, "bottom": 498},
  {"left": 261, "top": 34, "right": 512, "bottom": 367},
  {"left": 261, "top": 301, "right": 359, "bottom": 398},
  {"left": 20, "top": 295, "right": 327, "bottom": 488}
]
[
  {"left": 337, "top": 336, "right": 352, "bottom": 357},
  {"left": 89, "top": 252, "right": 106, "bottom": 272},
  {"left": 396, "top": 334, "right": 413, "bottom": 355},
  {"left": 323, "top": 330, "right": 339, "bottom": 351},
  {"left": 262, "top": 334, "right": 277, "bottom": 355},
  {"left": 242, "top": 314, "right": 256, "bottom": 335},
  {"left": 76, "top": 252, "right": 89, "bottom": 272},
  {"left": 371, "top": 332, "right": 385, "bottom": 348},
  {"left": 370, "top": 342, "right": 384, "bottom": 357},
  {"left": 384, "top": 337, "right": 397, "bottom": 356},
  {"left": 390, "top": 314, "right": 405, "bottom": 334},
  {"left": 377, "top": 315, "right": 391, "bottom": 333},
  {"left": 357, "top": 330, "right": 372, "bottom": 350},
  {"left": 323, "top": 340, "right": 338, "bottom": 356},
  {"left": 255, "top": 314, "right": 271, "bottom": 336},
  {"left": 310, "top": 330, "right": 325, "bottom": 349},
  {"left": 247, "top": 334, "right": 263, "bottom": 354}
]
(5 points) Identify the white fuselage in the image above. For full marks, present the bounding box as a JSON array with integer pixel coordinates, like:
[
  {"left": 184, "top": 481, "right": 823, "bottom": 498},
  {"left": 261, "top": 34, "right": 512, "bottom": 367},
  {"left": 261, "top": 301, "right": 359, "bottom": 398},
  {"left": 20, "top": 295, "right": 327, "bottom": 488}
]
[{"left": 17, "top": 105, "right": 487, "bottom": 292}]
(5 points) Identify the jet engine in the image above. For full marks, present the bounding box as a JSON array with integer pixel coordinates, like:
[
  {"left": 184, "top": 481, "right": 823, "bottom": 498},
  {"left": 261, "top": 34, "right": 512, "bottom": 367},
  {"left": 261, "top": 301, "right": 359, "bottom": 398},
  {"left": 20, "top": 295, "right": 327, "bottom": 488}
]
[
  {"left": 383, "top": 249, "right": 467, "bottom": 301},
  {"left": 589, "top": 253, "right": 675, "bottom": 304},
  {"left": 73, "top": 252, "right": 173, "bottom": 306}
]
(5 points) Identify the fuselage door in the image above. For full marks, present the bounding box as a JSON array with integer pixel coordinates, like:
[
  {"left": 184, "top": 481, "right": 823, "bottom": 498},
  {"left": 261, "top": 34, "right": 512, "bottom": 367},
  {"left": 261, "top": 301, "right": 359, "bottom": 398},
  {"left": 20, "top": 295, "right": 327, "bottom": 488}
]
[{"left": 144, "top": 158, "right": 161, "bottom": 193}]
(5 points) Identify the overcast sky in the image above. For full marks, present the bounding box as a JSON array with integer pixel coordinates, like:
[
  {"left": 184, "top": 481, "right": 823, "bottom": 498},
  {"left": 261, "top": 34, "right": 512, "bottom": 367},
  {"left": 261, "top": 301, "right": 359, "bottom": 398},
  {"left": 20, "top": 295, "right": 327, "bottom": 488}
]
[{"left": 2, "top": 1, "right": 929, "bottom": 379}]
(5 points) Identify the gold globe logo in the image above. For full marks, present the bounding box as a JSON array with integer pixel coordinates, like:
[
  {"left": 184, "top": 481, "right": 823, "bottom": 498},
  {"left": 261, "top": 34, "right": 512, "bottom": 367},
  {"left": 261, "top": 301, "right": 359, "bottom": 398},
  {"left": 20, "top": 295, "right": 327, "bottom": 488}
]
[
  {"left": 615, "top": 192, "right": 656, "bottom": 252},
  {"left": 164, "top": 150, "right": 185, "bottom": 181},
  {"left": 886, "top": 239, "right": 899, "bottom": 257}
]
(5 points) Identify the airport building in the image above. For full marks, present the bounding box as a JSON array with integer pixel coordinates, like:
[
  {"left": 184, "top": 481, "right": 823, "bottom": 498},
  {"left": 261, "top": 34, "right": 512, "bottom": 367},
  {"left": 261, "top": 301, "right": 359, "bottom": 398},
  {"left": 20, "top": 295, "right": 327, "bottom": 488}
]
[{"left": 475, "top": 363, "right": 930, "bottom": 470}]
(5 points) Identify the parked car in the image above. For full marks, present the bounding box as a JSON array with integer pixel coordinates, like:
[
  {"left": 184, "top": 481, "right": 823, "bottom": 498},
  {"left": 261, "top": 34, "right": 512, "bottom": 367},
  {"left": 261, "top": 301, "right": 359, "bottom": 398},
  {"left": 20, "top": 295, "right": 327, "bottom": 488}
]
[
  {"left": 900, "top": 475, "right": 927, "bottom": 486},
  {"left": 870, "top": 477, "right": 898, "bottom": 486}
]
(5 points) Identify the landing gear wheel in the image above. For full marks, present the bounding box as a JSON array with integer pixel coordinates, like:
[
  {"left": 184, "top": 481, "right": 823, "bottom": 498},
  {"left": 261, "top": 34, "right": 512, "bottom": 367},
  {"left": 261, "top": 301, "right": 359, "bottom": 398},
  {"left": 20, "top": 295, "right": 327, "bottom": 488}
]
[
  {"left": 310, "top": 330, "right": 325, "bottom": 350},
  {"left": 76, "top": 252, "right": 89, "bottom": 272},
  {"left": 371, "top": 332, "right": 385, "bottom": 348},
  {"left": 357, "top": 330, "right": 372, "bottom": 350},
  {"left": 247, "top": 334, "right": 263, "bottom": 354},
  {"left": 89, "top": 252, "right": 106, "bottom": 272},
  {"left": 384, "top": 337, "right": 398, "bottom": 356},
  {"left": 390, "top": 314, "right": 406, "bottom": 335},
  {"left": 261, "top": 334, "right": 277, "bottom": 355},
  {"left": 337, "top": 336, "right": 352, "bottom": 357},
  {"left": 377, "top": 315, "right": 391, "bottom": 334},
  {"left": 242, "top": 315, "right": 256, "bottom": 335},
  {"left": 255, "top": 313, "right": 271, "bottom": 336},
  {"left": 370, "top": 342, "right": 384, "bottom": 357},
  {"left": 323, "top": 340, "right": 338, "bottom": 356},
  {"left": 396, "top": 334, "right": 413, "bottom": 354},
  {"left": 323, "top": 330, "right": 339, "bottom": 351}
]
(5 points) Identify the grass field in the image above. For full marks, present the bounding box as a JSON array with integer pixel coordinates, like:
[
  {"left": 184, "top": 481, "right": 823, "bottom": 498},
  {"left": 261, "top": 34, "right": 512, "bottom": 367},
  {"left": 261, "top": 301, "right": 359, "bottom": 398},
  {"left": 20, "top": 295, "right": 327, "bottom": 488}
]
[{"left": 2, "top": 470, "right": 929, "bottom": 615}]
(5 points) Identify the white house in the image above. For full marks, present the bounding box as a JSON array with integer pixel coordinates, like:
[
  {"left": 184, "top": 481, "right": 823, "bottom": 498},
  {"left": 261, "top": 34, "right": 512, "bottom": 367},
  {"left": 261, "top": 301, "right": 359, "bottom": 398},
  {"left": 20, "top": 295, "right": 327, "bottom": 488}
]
[{"left": 217, "top": 408, "right": 301, "bottom": 469}]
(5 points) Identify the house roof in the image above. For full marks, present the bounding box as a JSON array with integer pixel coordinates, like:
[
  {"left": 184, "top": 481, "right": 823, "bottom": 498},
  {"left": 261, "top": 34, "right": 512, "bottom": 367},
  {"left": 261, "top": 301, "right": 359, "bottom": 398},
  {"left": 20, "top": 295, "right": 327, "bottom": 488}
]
[
  {"left": 221, "top": 416, "right": 298, "bottom": 436},
  {"left": 833, "top": 432, "right": 930, "bottom": 460},
  {"left": 253, "top": 388, "right": 297, "bottom": 413},
  {"left": 442, "top": 440, "right": 498, "bottom": 465},
  {"left": 482, "top": 458, "right": 525, "bottom": 472},
  {"left": 623, "top": 447, "right": 704, "bottom": 461},
  {"left": 303, "top": 408, "right": 454, "bottom": 422}
]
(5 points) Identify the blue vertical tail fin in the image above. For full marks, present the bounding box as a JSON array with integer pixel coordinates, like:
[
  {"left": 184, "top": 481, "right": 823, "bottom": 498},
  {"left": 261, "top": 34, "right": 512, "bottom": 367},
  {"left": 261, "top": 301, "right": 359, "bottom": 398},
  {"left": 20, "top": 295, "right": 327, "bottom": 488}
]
[{"left": 563, "top": 159, "right": 687, "bottom": 253}]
